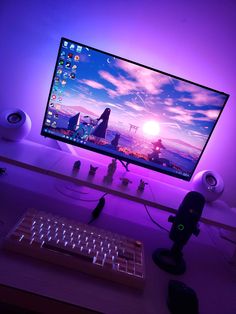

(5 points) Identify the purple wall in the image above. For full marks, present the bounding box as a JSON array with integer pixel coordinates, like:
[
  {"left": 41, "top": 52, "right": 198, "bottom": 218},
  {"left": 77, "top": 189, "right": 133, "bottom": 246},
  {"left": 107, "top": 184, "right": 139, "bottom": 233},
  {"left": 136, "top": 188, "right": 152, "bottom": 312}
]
[{"left": 1, "top": 0, "right": 236, "bottom": 207}]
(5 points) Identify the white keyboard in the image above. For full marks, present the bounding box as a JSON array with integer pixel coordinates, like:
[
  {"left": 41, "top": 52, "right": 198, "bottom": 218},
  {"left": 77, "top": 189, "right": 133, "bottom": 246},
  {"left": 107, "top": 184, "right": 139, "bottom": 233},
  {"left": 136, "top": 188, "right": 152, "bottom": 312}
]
[{"left": 4, "top": 209, "right": 145, "bottom": 289}]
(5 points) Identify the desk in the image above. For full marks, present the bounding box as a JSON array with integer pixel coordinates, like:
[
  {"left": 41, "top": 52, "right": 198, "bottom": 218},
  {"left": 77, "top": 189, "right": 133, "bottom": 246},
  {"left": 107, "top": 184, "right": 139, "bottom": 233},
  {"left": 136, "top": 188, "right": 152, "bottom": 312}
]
[{"left": 0, "top": 162, "right": 236, "bottom": 313}]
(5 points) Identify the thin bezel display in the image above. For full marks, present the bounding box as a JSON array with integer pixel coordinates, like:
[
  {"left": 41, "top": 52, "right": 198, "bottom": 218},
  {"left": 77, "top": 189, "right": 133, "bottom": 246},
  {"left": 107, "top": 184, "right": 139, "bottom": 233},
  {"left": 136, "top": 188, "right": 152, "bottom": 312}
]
[{"left": 41, "top": 37, "right": 229, "bottom": 181}]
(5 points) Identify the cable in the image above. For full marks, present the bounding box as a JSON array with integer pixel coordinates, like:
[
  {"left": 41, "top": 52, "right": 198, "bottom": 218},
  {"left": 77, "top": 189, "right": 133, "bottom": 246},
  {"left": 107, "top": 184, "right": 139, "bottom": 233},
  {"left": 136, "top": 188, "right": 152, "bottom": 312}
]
[
  {"left": 78, "top": 192, "right": 108, "bottom": 203},
  {"left": 87, "top": 217, "right": 98, "bottom": 225},
  {"left": 56, "top": 183, "right": 108, "bottom": 202},
  {"left": 219, "top": 229, "right": 236, "bottom": 245},
  {"left": 144, "top": 204, "right": 169, "bottom": 233}
]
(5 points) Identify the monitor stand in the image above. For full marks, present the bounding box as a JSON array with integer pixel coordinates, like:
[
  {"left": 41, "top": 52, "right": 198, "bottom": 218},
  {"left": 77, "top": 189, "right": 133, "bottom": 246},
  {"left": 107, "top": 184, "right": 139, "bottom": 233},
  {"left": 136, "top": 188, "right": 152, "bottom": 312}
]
[
  {"left": 118, "top": 160, "right": 130, "bottom": 172},
  {"left": 152, "top": 243, "right": 186, "bottom": 275}
]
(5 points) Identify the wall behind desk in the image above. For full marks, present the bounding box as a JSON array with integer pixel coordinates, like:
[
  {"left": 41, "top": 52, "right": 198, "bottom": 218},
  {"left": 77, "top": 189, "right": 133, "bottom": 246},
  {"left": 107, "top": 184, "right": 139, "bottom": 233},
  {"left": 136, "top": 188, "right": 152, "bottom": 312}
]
[{"left": 0, "top": 0, "right": 236, "bottom": 207}]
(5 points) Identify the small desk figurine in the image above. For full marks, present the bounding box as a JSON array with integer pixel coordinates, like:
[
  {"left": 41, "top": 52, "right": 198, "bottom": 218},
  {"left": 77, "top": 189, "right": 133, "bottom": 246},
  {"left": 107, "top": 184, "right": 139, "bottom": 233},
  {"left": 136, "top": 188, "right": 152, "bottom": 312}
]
[
  {"left": 120, "top": 177, "right": 132, "bottom": 186},
  {"left": 103, "top": 159, "right": 117, "bottom": 183},
  {"left": 73, "top": 160, "right": 81, "bottom": 170},
  {"left": 71, "top": 160, "right": 81, "bottom": 177},
  {"left": 137, "top": 179, "right": 148, "bottom": 191},
  {"left": 89, "top": 165, "right": 98, "bottom": 176},
  {"left": 107, "top": 159, "right": 117, "bottom": 177}
]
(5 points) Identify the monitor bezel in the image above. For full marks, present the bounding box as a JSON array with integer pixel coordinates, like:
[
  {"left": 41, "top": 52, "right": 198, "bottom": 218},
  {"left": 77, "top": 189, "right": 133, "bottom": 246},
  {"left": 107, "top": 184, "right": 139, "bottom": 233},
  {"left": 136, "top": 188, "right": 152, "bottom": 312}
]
[{"left": 41, "top": 37, "right": 229, "bottom": 181}]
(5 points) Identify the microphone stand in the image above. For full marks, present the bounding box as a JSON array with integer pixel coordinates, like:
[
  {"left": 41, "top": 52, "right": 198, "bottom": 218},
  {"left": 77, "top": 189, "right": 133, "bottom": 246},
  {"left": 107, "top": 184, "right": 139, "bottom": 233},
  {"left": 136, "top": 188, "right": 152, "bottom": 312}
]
[{"left": 152, "top": 241, "right": 186, "bottom": 275}]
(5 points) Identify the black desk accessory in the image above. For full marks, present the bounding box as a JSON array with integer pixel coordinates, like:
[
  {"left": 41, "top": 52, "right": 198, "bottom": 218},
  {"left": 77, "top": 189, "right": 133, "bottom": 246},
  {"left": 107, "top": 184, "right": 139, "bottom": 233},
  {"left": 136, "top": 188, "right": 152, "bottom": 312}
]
[
  {"left": 167, "top": 280, "right": 199, "bottom": 314},
  {"left": 153, "top": 191, "right": 205, "bottom": 274}
]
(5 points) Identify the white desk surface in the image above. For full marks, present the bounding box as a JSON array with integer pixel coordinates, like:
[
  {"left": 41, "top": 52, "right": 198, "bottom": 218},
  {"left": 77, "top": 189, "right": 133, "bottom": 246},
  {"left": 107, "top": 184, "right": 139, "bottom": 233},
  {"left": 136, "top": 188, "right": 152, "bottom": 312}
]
[
  {"left": 0, "top": 139, "right": 235, "bottom": 231},
  {"left": 0, "top": 162, "right": 235, "bottom": 314}
]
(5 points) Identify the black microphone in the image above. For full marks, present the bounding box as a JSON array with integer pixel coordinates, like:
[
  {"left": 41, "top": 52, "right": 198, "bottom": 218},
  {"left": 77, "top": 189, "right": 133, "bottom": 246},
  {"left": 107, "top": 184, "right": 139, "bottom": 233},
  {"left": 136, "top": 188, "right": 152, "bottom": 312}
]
[
  {"left": 153, "top": 191, "right": 205, "bottom": 275},
  {"left": 169, "top": 191, "right": 205, "bottom": 249}
]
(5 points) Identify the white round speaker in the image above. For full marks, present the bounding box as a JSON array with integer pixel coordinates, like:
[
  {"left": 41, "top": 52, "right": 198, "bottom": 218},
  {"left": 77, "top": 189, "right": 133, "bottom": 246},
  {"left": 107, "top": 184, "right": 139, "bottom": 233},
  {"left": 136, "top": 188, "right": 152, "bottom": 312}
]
[
  {"left": 192, "top": 170, "right": 224, "bottom": 202},
  {"left": 0, "top": 108, "right": 31, "bottom": 141}
]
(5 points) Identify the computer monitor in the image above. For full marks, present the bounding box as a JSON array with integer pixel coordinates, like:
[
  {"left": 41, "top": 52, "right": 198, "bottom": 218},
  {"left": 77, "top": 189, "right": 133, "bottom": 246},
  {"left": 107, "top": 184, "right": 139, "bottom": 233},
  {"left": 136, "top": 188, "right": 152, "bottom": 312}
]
[{"left": 41, "top": 37, "right": 229, "bottom": 181}]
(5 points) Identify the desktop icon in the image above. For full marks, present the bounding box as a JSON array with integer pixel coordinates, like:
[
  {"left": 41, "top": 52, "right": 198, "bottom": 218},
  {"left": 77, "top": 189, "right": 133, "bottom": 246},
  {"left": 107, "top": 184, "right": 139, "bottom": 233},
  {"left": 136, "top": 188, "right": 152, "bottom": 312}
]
[
  {"left": 69, "top": 73, "right": 76, "bottom": 79},
  {"left": 74, "top": 55, "right": 80, "bottom": 61},
  {"left": 58, "top": 96, "right": 63, "bottom": 101},
  {"left": 63, "top": 41, "right": 68, "bottom": 47},
  {"left": 59, "top": 59, "right": 64, "bottom": 66},
  {"left": 63, "top": 72, "right": 68, "bottom": 78},
  {"left": 49, "top": 103, "right": 54, "bottom": 108},
  {"left": 60, "top": 51, "right": 66, "bottom": 57},
  {"left": 72, "top": 64, "right": 77, "bottom": 70},
  {"left": 65, "top": 61, "right": 71, "bottom": 68},
  {"left": 68, "top": 53, "right": 73, "bottom": 59},
  {"left": 51, "top": 95, "right": 57, "bottom": 100},
  {"left": 61, "top": 80, "right": 67, "bottom": 86},
  {"left": 76, "top": 45, "right": 82, "bottom": 52},
  {"left": 57, "top": 69, "right": 63, "bottom": 75},
  {"left": 54, "top": 77, "right": 60, "bottom": 83},
  {"left": 70, "top": 44, "right": 75, "bottom": 50},
  {"left": 51, "top": 121, "right": 57, "bottom": 128},
  {"left": 48, "top": 111, "right": 53, "bottom": 116}
]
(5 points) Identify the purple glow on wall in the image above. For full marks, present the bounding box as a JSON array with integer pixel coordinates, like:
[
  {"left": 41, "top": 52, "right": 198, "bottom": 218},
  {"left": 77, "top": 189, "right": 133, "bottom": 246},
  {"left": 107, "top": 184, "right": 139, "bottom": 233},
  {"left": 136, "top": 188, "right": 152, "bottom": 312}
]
[{"left": 0, "top": 0, "right": 236, "bottom": 206}]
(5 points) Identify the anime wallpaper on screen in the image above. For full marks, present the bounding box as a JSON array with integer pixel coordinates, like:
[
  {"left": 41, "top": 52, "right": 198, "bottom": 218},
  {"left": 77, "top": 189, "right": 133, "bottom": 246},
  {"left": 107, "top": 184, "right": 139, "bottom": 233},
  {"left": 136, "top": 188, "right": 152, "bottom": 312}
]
[{"left": 42, "top": 38, "right": 228, "bottom": 180}]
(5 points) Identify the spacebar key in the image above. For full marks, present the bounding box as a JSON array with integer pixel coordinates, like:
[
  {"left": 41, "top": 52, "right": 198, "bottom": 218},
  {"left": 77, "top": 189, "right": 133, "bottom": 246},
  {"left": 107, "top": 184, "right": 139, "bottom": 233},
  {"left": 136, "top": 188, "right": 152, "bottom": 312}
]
[{"left": 42, "top": 241, "right": 93, "bottom": 262}]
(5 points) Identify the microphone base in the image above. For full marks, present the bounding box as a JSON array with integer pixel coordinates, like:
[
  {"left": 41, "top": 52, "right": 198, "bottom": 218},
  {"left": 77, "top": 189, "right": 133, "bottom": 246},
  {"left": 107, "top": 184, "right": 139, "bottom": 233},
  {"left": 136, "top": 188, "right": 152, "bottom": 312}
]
[{"left": 152, "top": 248, "right": 186, "bottom": 275}]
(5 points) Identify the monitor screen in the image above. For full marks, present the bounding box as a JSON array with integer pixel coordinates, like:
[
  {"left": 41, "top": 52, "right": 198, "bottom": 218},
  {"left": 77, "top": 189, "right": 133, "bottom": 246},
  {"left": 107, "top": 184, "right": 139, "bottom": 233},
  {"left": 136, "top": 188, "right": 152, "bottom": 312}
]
[{"left": 41, "top": 37, "right": 229, "bottom": 181}]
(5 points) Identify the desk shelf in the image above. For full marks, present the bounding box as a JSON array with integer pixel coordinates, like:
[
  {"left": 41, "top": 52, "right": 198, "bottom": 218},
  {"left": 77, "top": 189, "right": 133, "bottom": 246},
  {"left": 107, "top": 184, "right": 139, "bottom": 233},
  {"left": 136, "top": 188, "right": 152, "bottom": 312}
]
[{"left": 0, "top": 139, "right": 235, "bottom": 231}]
